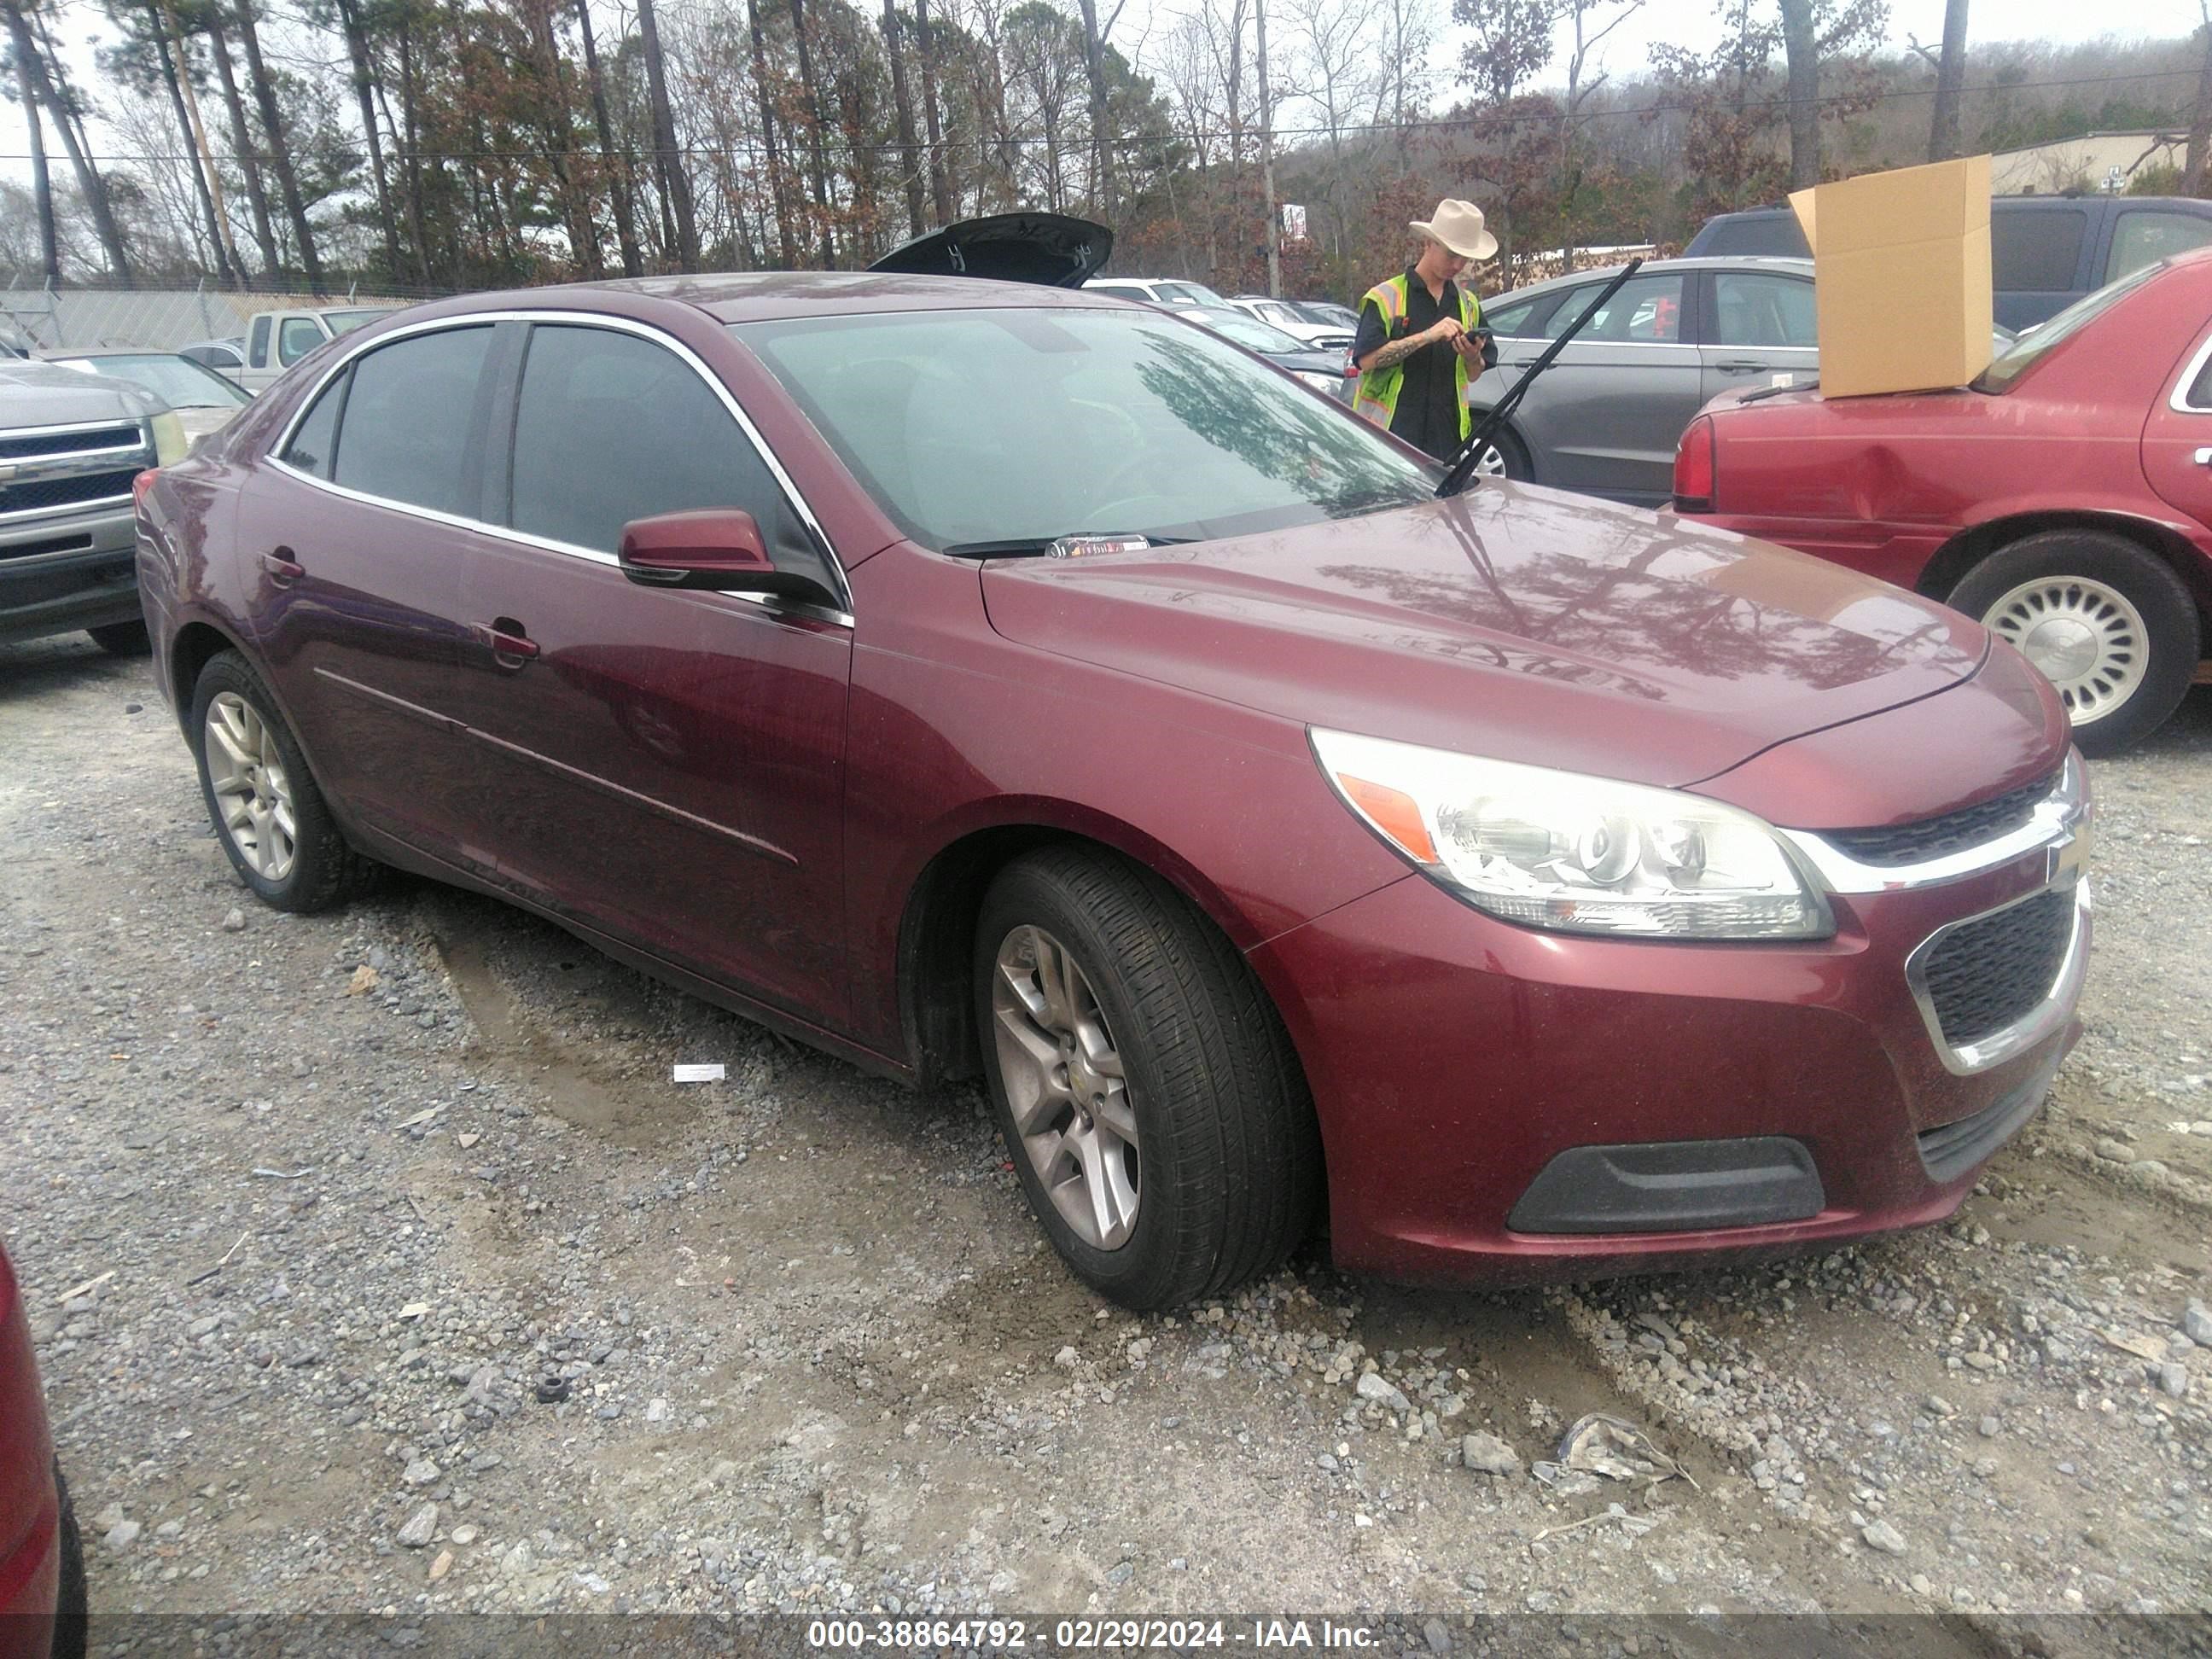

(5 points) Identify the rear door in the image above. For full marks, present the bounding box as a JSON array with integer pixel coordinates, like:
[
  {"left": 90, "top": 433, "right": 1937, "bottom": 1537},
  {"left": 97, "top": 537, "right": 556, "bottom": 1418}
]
[
  {"left": 2142, "top": 325, "right": 2212, "bottom": 537},
  {"left": 238, "top": 321, "right": 495, "bottom": 859},
  {"left": 1697, "top": 267, "right": 1819, "bottom": 404},
  {"left": 450, "top": 317, "right": 855, "bottom": 1019},
  {"left": 1486, "top": 268, "right": 1702, "bottom": 504}
]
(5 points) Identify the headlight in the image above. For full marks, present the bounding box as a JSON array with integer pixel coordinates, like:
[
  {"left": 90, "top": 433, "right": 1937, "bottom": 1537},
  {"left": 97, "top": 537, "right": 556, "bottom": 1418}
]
[
  {"left": 1311, "top": 728, "right": 1834, "bottom": 940},
  {"left": 150, "top": 411, "right": 189, "bottom": 465},
  {"left": 1293, "top": 371, "right": 1340, "bottom": 393}
]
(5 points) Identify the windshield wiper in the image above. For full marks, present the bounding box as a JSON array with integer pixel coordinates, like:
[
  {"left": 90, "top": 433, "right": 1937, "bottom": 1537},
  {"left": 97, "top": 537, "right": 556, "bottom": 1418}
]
[
  {"left": 1736, "top": 378, "right": 1816, "bottom": 405},
  {"left": 944, "top": 533, "right": 1192, "bottom": 559}
]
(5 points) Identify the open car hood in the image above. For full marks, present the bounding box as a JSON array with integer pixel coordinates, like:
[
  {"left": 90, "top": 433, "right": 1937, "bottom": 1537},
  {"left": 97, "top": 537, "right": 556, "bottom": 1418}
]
[{"left": 866, "top": 212, "right": 1112, "bottom": 288}]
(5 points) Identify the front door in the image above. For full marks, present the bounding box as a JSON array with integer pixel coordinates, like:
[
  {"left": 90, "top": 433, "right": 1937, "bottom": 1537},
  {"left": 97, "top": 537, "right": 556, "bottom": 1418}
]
[
  {"left": 1492, "top": 269, "right": 1701, "bottom": 504},
  {"left": 451, "top": 319, "right": 855, "bottom": 1023},
  {"left": 237, "top": 322, "right": 497, "bottom": 861},
  {"left": 1697, "top": 268, "right": 1819, "bottom": 405}
]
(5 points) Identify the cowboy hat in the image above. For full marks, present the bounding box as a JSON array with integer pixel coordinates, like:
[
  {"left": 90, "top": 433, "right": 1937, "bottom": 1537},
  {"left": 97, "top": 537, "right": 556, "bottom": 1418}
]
[{"left": 1410, "top": 200, "right": 1499, "bottom": 262}]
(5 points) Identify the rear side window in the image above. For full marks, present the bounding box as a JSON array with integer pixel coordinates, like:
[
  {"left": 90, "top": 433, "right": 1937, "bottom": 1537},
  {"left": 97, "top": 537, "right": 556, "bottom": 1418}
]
[
  {"left": 1697, "top": 215, "right": 1809, "bottom": 258},
  {"left": 508, "top": 324, "right": 812, "bottom": 564},
  {"left": 277, "top": 315, "right": 325, "bottom": 366},
  {"left": 280, "top": 370, "right": 346, "bottom": 480},
  {"left": 1709, "top": 271, "right": 1816, "bottom": 348},
  {"left": 247, "top": 315, "right": 271, "bottom": 369},
  {"left": 1992, "top": 208, "right": 2086, "bottom": 293},
  {"left": 332, "top": 326, "right": 493, "bottom": 515},
  {"left": 2106, "top": 209, "right": 2212, "bottom": 285}
]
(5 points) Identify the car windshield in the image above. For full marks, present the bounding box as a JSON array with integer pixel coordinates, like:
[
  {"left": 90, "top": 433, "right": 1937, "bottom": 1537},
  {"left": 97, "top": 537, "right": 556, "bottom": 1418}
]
[
  {"left": 1184, "top": 307, "right": 1307, "bottom": 354},
  {"left": 322, "top": 308, "right": 391, "bottom": 335},
  {"left": 1974, "top": 263, "right": 2160, "bottom": 393},
  {"left": 1150, "top": 282, "right": 1223, "bottom": 306},
  {"left": 737, "top": 306, "right": 1432, "bottom": 552},
  {"left": 52, "top": 352, "right": 248, "bottom": 408}
]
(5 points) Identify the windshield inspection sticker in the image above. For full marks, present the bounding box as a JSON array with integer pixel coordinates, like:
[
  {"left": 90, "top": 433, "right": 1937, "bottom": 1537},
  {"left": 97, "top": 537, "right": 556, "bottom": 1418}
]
[{"left": 672, "top": 1063, "right": 726, "bottom": 1083}]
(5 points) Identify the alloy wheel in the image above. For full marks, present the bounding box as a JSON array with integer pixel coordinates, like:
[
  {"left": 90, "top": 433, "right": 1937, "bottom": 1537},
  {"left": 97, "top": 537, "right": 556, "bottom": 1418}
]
[
  {"left": 991, "top": 924, "right": 1141, "bottom": 1250},
  {"left": 1981, "top": 576, "right": 2149, "bottom": 727},
  {"left": 203, "top": 690, "right": 298, "bottom": 881}
]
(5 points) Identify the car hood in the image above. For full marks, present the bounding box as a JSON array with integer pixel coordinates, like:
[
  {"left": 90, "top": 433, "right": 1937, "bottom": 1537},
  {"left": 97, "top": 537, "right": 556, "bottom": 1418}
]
[
  {"left": 867, "top": 212, "right": 1112, "bottom": 288},
  {"left": 980, "top": 485, "right": 1988, "bottom": 790},
  {"left": 0, "top": 359, "right": 162, "bottom": 424}
]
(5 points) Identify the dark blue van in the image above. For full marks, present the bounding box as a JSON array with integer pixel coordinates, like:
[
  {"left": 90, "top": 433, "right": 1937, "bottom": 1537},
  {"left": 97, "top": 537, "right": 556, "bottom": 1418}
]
[{"left": 1683, "top": 195, "right": 2212, "bottom": 329}]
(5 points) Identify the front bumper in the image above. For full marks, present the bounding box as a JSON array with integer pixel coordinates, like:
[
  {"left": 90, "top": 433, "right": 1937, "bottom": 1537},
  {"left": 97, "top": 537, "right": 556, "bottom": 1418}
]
[
  {"left": 1253, "top": 802, "right": 2088, "bottom": 1284},
  {"left": 0, "top": 503, "right": 140, "bottom": 648}
]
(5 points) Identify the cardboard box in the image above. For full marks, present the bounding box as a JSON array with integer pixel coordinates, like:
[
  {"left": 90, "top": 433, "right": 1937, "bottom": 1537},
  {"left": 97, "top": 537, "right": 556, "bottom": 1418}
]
[{"left": 1789, "top": 155, "right": 1994, "bottom": 399}]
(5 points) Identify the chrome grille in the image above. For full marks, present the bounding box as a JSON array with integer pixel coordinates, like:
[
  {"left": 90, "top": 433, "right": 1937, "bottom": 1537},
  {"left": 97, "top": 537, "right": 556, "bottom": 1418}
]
[
  {"left": 1824, "top": 775, "right": 2054, "bottom": 867},
  {"left": 1921, "top": 888, "right": 2074, "bottom": 1050},
  {"left": 0, "top": 422, "right": 140, "bottom": 462},
  {"left": 0, "top": 467, "right": 140, "bottom": 515}
]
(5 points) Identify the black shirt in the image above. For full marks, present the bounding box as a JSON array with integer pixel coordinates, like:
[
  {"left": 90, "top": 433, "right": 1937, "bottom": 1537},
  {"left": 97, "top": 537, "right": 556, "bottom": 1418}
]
[{"left": 1353, "top": 267, "right": 1469, "bottom": 462}]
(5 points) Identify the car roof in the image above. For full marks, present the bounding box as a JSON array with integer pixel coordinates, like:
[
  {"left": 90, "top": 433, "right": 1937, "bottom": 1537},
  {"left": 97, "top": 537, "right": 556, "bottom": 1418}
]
[
  {"left": 416, "top": 271, "right": 1152, "bottom": 326},
  {"left": 1487, "top": 255, "right": 1812, "bottom": 306}
]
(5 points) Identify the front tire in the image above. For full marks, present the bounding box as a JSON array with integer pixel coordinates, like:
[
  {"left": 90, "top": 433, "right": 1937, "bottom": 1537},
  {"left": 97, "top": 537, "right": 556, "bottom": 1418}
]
[
  {"left": 189, "top": 650, "right": 379, "bottom": 912},
  {"left": 974, "top": 847, "right": 1320, "bottom": 1310},
  {"left": 1950, "top": 531, "right": 2199, "bottom": 756}
]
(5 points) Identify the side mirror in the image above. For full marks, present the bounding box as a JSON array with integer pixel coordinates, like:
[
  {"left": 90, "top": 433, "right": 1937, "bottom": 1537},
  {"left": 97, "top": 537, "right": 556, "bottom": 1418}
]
[{"left": 617, "top": 509, "right": 838, "bottom": 607}]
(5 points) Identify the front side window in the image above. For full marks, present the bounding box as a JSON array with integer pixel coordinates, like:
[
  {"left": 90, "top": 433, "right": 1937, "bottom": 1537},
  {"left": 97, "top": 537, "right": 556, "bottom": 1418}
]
[
  {"left": 1709, "top": 272, "right": 1816, "bottom": 349},
  {"left": 331, "top": 325, "right": 493, "bottom": 515},
  {"left": 508, "top": 323, "right": 812, "bottom": 565},
  {"left": 277, "top": 315, "right": 325, "bottom": 366},
  {"left": 738, "top": 306, "right": 1434, "bottom": 552},
  {"left": 1540, "top": 274, "right": 1684, "bottom": 343},
  {"left": 2106, "top": 209, "right": 2212, "bottom": 286}
]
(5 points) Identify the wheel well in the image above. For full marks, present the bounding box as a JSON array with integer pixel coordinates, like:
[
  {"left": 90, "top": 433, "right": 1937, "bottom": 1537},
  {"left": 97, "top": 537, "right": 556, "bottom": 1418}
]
[
  {"left": 169, "top": 621, "right": 237, "bottom": 732},
  {"left": 1918, "top": 511, "right": 2212, "bottom": 626},
  {"left": 895, "top": 827, "right": 1307, "bottom": 1106}
]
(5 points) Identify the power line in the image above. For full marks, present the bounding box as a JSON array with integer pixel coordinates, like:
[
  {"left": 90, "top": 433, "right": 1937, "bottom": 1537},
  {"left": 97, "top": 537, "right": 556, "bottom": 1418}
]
[{"left": 0, "top": 66, "right": 2192, "bottom": 167}]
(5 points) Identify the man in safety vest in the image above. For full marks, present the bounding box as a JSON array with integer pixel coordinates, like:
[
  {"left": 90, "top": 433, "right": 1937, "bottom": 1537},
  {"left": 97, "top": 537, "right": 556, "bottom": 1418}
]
[{"left": 1350, "top": 199, "right": 1499, "bottom": 461}]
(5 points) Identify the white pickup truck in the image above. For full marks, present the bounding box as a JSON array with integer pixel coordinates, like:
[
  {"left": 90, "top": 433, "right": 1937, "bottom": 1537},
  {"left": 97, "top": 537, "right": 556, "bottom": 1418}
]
[{"left": 240, "top": 304, "right": 403, "bottom": 393}]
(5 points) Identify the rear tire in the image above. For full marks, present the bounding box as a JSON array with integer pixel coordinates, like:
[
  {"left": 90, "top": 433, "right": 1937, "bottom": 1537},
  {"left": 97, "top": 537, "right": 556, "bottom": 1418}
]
[
  {"left": 974, "top": 846, "right": 1320, "bottom": 1311},
  {"left": 51, "top": 1464, "right": 84, "bottom": 1659},
  {"left": 85, "top": 620, "right": 149, "bottom": 656},
  {"left": 189, "top": 650, "right": 380, "bottom": 912},
  {"left": 1950, "top": 531, "right": 2199, "bottom": 757}
]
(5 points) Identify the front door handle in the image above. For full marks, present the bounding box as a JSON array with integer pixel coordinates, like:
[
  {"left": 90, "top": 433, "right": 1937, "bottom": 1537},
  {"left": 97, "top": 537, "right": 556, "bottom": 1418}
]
[
  {"left": 1714, "top": 359, "right": 1768, "bottom": 374},
  {"left": 475, "top": 620, "right": 540, "bottom": 667},
  {"left": 260, "top": 547, "right": 304, "bottom": 585}
]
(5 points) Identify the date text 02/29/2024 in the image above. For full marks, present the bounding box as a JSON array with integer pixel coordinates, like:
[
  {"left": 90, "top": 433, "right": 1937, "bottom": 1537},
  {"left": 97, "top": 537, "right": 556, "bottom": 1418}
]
[{"left": 803, "top": 1618, "right": 1381, "bottom": 1649}]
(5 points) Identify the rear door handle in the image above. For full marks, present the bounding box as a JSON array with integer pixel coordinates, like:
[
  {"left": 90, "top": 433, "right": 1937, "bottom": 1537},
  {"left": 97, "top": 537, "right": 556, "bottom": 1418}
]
[
  {"left": 474, "top": 620, "right": 540, "bottom": 666},
  {"left": 1714, "top": 359, "right": 1768, "bottom": 375},
  {"left": 260, "top": 547, "right": 304, "bottom": 585}
]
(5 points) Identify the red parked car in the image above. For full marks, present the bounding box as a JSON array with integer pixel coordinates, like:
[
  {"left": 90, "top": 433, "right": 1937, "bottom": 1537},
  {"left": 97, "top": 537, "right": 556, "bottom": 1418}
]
[
  {"left": 1674, "top": 247, "right": 2212, "bottom": 754},
  {"left": 134, "top": 227, "right": 2092, "bottom": 1308},
  {"left": 0, "top": 1245, "right": 84, "bottom": 1659}
]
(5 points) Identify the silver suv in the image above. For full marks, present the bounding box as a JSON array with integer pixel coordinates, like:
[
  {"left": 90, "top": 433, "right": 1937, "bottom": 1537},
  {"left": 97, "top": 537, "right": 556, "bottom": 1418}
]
[{"left": 0, "top": 360, "right": 182, "bottom": 653}]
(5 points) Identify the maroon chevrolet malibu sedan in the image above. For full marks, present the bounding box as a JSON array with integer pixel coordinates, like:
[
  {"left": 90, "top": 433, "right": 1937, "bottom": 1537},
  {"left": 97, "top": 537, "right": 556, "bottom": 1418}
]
[{"left": 132, "top": 260, "right": 2092, "bottom": 1309}]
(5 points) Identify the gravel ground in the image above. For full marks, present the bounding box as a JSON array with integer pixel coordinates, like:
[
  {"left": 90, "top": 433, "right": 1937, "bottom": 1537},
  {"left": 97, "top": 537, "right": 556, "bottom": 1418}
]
[{"left": 2, "top": 635, "right": 2208, "bottom": 1652}]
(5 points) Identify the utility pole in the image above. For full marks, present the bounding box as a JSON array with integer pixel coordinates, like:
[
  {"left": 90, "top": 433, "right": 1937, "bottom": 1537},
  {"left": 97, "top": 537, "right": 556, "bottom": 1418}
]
[{"left": 1255, "top": 0, "right": 1279, "bottom": 297}]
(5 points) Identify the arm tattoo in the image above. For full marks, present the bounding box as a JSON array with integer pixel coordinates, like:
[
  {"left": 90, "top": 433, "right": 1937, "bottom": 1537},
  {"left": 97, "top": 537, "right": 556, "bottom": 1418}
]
[{"left": 1360, "top": 334, "right": 1429, "bottom": 374}]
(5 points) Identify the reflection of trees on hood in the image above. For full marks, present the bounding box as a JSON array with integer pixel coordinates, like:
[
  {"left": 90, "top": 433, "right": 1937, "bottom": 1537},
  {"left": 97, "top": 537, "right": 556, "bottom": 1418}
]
[{"left": 1132, "top": 329, "right": 1422, "bottom": 519}]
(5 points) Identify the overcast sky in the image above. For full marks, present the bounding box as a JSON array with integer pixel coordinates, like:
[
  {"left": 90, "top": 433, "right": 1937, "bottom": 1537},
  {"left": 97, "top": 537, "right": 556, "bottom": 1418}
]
[{"left": 0, "top": 0, "right": 2197, "bottom": 184}]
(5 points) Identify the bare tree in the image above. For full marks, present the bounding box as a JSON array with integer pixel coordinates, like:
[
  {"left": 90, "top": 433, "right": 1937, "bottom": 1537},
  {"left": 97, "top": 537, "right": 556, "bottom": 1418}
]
[
  {"left": 4, "top": 0, "right": 134, "bottom": 282},
  {"left": 637, "top": 0, "right": 700, "bottom": 269},
  {"left": 234, "top": 0, "right": 323, "bottom": 288},
  {"left": 9, "top": 9, "right": 59, "bottom": 281},
  {"left": 1928, "top": 0, "right": 1966, "bottom": 160}
]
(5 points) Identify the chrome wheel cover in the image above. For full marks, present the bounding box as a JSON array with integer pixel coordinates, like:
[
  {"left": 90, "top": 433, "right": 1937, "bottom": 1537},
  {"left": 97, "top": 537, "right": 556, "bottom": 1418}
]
[
  {"left": 204, "top": 690, "right": 298, "bottom": 881},
  {"left": 1982, "top": 575, "right": 2149, "bottom": 728},
  {"left": 991, "top": 924, "right": 1140, "bottom": 1250},
  {"left": 1472, "top": 443, "right": 1508, "bottom": 477}
]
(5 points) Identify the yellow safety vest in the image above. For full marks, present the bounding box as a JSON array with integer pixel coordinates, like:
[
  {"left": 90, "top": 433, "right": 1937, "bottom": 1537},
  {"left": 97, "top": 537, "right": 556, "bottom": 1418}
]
[{"left": 1353, "top": 273, "right": 1481, "bottom": 440}]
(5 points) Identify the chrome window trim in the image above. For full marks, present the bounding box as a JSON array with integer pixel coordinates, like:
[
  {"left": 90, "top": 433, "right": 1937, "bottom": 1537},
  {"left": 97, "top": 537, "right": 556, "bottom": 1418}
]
[
  {"left": 2168, "top": 329, "right": 2212, "bottom": 413},
  {"left": 1781, "top": 752, "right": 2088, "bottom": 894},
  {"left": 1906, "top": 876, "right": 2091, "bottom": 1076},
  {"left": 266, "top": 307, "right": 851, "bottom": 617}
]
